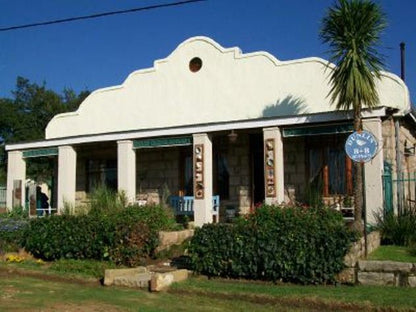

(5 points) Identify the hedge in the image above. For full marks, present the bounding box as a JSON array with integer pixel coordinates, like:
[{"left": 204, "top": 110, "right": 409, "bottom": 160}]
[
  {"left": 23, "top": 204, "right": 177, "bottom": 266},
  {"left": 189, "top": 204, "right": 357, "bottom": 284}
]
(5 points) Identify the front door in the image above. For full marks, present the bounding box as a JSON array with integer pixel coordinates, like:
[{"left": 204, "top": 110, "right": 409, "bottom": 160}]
[{"left": 250, "top": 133, "right": 265, "bottom": 209}]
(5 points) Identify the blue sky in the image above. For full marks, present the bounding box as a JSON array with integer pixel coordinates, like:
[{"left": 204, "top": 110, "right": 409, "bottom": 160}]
[{"left": 0, "top": 0, "right": 415, "bottom": 105}]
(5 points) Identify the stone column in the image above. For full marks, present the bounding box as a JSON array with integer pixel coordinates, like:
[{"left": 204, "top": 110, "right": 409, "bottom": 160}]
[
  {"left": 6, "top": 151, "right": 26, "bottom": 210},
  {"left": 57, "top": 146, "right": 77, "bottom": 212},
  {"left": 263, "top": 127, "right": 284, "bottom": 205},
  {"left": 193, "top": 133, "right": 213, "bottom": 226},
  {"left": 117, "top": 140, "right": 136, "bottom": 203},
  {"left": 363, "top": 118, "right": 384, "bottom": 225}
]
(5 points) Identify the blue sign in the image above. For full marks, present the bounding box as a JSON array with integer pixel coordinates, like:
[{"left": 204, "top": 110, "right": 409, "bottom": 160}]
[{"left": 345, "top": 130, "right": 378, "bottom": 163}]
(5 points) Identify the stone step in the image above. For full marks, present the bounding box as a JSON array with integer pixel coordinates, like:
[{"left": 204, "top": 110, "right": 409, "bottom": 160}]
[{"left": 104, "top": 266, "right": 189, "bottom": 291}]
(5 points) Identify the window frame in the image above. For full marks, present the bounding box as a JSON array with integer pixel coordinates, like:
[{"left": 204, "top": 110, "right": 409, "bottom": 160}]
[{"left": 306, "top": 135, "right": 353, "bottom": 197}]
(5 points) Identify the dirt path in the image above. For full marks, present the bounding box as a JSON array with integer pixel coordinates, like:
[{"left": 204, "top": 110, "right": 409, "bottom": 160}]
[{"left": 0, "top": 266, "right": 101, "bottom": 286}]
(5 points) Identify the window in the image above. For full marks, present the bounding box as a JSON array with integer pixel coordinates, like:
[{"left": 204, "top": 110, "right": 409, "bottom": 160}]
[
  {"left": 87, "top": 159, "right": 117, "bottom": 192},
  {"left": 183, "top": 155, "right": 193, "bottom": 196},
  {"left": 179, "top": 148, "right": 193, "bottom": 196},
  {"left": 307, "top": 136, "right": 353, "bottom": 197},
  {"left": 214, "top": 153, "right": 230, "bottom": 200}
]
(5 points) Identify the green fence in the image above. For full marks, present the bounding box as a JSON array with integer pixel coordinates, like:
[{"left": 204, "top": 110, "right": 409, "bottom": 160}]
[
  {"left": 0, "top": 186, "right": 6, "bottom": 208},
  {"left": 382, "top": 162, "right": 393, "bottom": 214},
  {"left": 383, "top": 161, "right": 416, "bottom": 214}
]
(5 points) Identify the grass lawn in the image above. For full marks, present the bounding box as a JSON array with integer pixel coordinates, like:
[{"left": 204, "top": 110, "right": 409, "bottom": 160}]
[
  {"left": 1, "top": 253, "right": 416, "bottom": 311},
  {"left": 171, "top": 277, "right": 416, "bottom": 311},
  {"left": 368, "top": 245, "right": 416, "bottom": 263},
  {"left": 1, "top": 269, "right": 416, "bottom": 312}
]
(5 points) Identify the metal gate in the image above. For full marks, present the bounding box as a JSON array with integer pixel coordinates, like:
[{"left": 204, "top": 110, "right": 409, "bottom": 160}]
[
  {"left": 0, "top": 186, "right": 6, "bottom": 208},
  {"left": 383, "top": 161, "right": 416, "bottom": 214}
]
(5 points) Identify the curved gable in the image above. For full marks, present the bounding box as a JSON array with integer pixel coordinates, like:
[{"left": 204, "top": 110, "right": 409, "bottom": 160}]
[{"left": 45, "top": 36, "right": 410, "bottom": 139}]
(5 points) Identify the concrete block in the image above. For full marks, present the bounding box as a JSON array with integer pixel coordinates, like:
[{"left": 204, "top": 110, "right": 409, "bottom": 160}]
[
  {"left": 382, "top": 261, "right": 413, "bottom": 273},
  {"left": 157, "top": 229, "right": 194, "bottom": 252},
  {"left": 358, "top": 260, "right": 413, "bottom": 273},
  {"left": 104, "top": 267, "right": 148, "bottom": 286},
  {"left": 408, "top": 276, "right": 416, "bottom": 288},
  {"left": 357, "top": 272, "right": 395, "bottom": 286},
  {"left": 113, "top": 272, "right": 152, "bottom": 288},
  {"left": 150, "top": 269, "right": 189, "bottom": 292},
  {"left": 358, "top": 260, "right": 383, "bottom": 272}
]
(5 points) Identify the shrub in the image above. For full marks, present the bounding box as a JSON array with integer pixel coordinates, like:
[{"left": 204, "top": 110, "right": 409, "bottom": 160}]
[
  {"left": 376, "top": 206, "right": 416, "bottom": 246},
  {"left": 125, "top": 203, "right": 179, "bottom": 233},
  {"left": 189, "top": 204, "right": 357, "bottom": 284},
  {"left": 23, "top": 214, "right": 111, "bottom": 260},
  {"left": 107, "top": 204, "right": 179, "bottom": 265},
  {"left": 23, "top": 204, "right": 178, "bottom": 266}
]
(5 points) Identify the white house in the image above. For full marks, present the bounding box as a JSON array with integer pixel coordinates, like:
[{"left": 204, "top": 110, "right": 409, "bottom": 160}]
[{"left": 5, "top": 36, "right": 415, "bottom": 225}]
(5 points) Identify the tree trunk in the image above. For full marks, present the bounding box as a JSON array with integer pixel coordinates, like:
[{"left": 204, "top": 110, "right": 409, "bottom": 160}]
[{"left": 352, "top": 106, "right": 364, "bottom": 233}]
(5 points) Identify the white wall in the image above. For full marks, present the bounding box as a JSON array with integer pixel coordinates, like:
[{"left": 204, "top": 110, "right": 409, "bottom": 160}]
[{"left": 46, "top": 37, "right": 410, "bottom": 140}]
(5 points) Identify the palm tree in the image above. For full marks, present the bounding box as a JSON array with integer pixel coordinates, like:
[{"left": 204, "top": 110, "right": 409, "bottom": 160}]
[{"left": 320, "top": 0, "right": 386, "bottom": 231}]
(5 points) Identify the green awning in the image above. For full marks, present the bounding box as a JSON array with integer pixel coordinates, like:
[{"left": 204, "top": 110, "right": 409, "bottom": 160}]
[
  {"left": 22, "top": 148, "right": 59, "bottom": 158},
  {"left": 134, "top": 136, "right": 192, "bottom": 149},
  {"left": 283, "top": 124, "right": 353, "bottom": 138}
]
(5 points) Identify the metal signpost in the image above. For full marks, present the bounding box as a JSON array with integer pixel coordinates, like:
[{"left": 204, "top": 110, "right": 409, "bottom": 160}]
[{"left": 345, "top": 130, "right": 378, "bottom": 257}]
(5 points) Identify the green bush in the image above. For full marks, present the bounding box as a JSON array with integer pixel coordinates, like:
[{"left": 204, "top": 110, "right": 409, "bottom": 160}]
[
  {"left": 23, "top": 204, "right": 177, "bottom": 266},
  {"left": 107, "top": 204, "right": 179, "bottom": 265},
  {"left": 189, "top": 205, "right": 357, "bottom": 284},
  {"left": 23, "top": 214, "right": 111, "bottom": 260},
  {"left": 376, "top": 206, "right": 416, "bottom": 246}
]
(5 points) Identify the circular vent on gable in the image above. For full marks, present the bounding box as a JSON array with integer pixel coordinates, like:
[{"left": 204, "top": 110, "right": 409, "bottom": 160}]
[{"left": 189, "top": 57, "right": 202, "bottom": 72}]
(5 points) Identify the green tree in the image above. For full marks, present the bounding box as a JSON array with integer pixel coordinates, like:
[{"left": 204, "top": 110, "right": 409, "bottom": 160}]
[
  {"left": 320, "top": 0, "right": 386, "bottom": 231},
  {"left": 0, "top": 77, "right": 89, "bottom": 183}
]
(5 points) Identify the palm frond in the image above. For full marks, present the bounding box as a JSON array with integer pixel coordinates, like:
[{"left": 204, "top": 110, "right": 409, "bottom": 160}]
[{"left": 320, "top": 0, "right": 386, "bottom": 113}]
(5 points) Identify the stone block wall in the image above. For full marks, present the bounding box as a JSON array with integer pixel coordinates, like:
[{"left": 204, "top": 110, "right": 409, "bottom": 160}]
[
  {"left": 344, "top": 231, "right": 381, "bottom": 268},
  {"left": 357, "top": 260, "right": 416, "bottom": 287},
  {"left": 382, "top": 118, "right": 396, "bottom": 165},
  {"left": 75, "top": 160, "right": 87, "bottom": 202},
  {"left": 399, "top": 120, "right": 416, "bottom": 204},
  {"left": 382, "top": 117, "right": 416, "bottom": 213},
  {"left": 136, "top": 147, "right": 182, "bottom": 204},
  {"left": 338, "top": 231, "right": 416, "bottom": 287},
  {"left": 337, "top": 231, "right": 380, "bottom": 284},
  {"left": 74, "top": 145, "right": 118, "bottom": 204},
  {"left": 156, "top": 229, "right": 194, "bottom": 252},
  {"left": 283, "top": 137, "right": 306, "bottom": 203},
  {"left": 222, "top": 134, "right": 251, "bottom": 215}
]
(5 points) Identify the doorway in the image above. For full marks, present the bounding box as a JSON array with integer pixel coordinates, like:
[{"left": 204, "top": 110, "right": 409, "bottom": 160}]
[{"left": 250, "top": 133, "right": 265, "bottom": 208}]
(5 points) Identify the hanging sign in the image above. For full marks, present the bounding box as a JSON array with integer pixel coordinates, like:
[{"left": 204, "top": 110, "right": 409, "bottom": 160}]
[
  {"left": 194, "top": 144, "right": 204, "bottom": 199},
  {"left": 264, "top": 138, "right": 276, "bottom": 197},
  {"left": 345, "top": 130, "right": 378, "bottom": 163}
]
